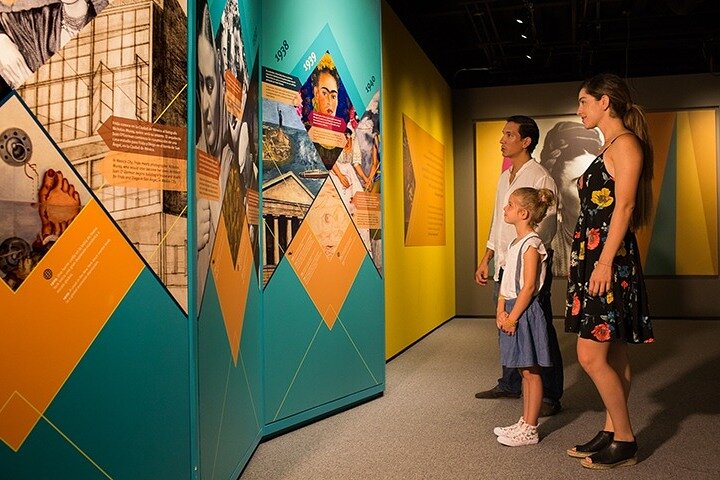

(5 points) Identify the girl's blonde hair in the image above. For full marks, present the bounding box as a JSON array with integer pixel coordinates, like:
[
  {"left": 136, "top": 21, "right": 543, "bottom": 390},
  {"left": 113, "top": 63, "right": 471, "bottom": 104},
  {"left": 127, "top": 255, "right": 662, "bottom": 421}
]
[{"left": 512, "top": 187, "right": 555, "bottom": 227}]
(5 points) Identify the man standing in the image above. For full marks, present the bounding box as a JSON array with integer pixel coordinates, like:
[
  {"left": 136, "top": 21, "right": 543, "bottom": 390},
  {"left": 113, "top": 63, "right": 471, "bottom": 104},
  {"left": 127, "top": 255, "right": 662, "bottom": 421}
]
[{"left": 474, "top": 115, "right": 564, "bottom": 416}]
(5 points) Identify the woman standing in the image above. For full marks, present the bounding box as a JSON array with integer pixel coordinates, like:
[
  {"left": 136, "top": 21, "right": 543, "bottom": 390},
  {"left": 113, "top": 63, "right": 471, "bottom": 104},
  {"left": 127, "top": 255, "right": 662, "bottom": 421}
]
[{"left": 565, "top": 73, "right": 654, "bottom": 469}]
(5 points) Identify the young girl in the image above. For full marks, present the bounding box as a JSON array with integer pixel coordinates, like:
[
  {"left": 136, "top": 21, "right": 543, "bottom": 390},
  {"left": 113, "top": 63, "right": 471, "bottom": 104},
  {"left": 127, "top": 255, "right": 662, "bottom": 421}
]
[{"left": 493, "top": 187, "right": 556, "bottom": 447}]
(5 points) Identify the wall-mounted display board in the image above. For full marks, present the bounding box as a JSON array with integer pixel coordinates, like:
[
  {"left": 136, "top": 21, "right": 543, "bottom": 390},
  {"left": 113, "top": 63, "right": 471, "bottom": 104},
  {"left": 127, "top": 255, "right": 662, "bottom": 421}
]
[
  {"left": 1, "top": 0, "right": 192, "bottom": 478},
  {"left": 261, "top": 0, "right": 384, "bottom": 434},
  {"left": 402, "top": 113, "right": 445, "bottom": 247},
  {"left": 2, "top": 0, "right": 383, "bottom": 477}
]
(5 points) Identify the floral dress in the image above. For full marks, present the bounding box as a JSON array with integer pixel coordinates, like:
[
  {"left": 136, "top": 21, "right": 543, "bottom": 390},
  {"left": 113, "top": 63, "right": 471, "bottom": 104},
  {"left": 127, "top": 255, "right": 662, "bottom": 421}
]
[{"left": 564, "top": 151, "right": 654, "bottom": 343}]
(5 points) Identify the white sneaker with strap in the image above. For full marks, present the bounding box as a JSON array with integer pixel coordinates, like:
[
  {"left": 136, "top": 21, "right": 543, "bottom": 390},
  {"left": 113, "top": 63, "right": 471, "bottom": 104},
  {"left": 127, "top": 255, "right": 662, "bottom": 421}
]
[
  {"left": 493, "top": 417, "right": 525, "bottom": 437},
  {"left": 497, "top": 421, "right": 539, "bottom": 446}
]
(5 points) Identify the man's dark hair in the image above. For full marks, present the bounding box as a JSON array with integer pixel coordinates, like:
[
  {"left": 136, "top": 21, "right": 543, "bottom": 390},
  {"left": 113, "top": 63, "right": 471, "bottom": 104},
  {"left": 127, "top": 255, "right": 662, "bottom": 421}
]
[{"left": 506, "top": 115, "right": 540, "bottom": 154}]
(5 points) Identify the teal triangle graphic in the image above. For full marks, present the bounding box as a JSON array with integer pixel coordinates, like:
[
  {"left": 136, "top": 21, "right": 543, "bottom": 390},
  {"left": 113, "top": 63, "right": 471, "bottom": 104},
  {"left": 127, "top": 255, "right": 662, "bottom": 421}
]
[
  {"left": 198, "top": 272, "right": 262, "bottom": 480},
  {"left": 264, "top": 255, "right": 383, "bottom": 423},
  {"left": 238, "top": 0, "right": 260, "bottom": 73},
  {"left": 336, "top": 255, "right": 385, "bottom": 384},
  {"left": 0, "top": 419, "right": 105, "bottom": 480},
  {"left": 646, "top": 120, "right": 677, "bottom": 275},
  {"left": 263, "top": 259, "right": 324, "bottom": 421},
  {"left": 207, "top": 0, "right": 225, "bottom": 37},
  {"left": 273, "top": 317, "right": 379, "bottom": 421},
  {"left": 291, "top": 24, "right": 364, "bottom": 114}
]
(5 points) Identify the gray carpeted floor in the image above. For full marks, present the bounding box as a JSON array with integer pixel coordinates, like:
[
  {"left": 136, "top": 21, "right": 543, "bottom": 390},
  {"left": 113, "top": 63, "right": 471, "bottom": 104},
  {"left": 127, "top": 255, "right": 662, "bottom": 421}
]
[{"left": 241, "top": 318, "right": 720, "bottom": 479}]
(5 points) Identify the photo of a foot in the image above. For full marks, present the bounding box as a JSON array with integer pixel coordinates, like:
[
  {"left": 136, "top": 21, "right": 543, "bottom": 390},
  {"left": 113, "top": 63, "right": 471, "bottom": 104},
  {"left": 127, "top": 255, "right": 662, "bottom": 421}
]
[{"left": 0, "top": 94, "right": 89, "bottom": 291}]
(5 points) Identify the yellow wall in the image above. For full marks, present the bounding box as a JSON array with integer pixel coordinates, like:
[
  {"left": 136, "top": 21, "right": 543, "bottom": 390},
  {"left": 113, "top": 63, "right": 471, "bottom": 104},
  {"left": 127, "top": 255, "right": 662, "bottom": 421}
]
[{"left": 382, "top": 2, "right": 456, "bottom": 358}]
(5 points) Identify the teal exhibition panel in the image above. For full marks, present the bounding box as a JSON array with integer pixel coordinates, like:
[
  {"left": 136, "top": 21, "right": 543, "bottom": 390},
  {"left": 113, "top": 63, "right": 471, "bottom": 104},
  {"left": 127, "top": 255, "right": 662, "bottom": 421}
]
[
  {"left": 194, "top": 0, "right": 263, "bottom": 478},
  {"left": 260, "top": 0, "right": 384, "bottom": 434},
  {"left": 1, "top": 0, "right": 383, "bottom": 478}
]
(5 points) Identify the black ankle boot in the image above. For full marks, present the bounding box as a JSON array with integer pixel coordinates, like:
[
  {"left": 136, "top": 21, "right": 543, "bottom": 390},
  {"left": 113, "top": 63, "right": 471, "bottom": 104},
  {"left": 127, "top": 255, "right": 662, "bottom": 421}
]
[
  {"left": 581, "top": 439, "right": 638, "bottom": 469},
  {"left": 566, "top": 431, "right": 614, "bottom": 458}
]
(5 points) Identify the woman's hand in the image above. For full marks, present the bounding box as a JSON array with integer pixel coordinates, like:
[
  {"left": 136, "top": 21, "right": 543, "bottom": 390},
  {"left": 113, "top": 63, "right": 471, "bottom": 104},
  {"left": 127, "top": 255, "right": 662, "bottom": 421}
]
[
  {"left": 332, "top": 164, "right": 350, "bottom": 188},
  {"left": 588, "top": 261, "right": 612, "bottom": 296}
]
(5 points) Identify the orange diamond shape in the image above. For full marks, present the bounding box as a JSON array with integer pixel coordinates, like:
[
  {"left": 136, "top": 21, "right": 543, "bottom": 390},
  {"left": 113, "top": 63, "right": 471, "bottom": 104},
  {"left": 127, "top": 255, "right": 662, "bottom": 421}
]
[
  {"left": 285, "top": 181, "right": 365, "bottom": 329},
  {"left": 211, "top": 212, "right": 253, "bottom": 365}
]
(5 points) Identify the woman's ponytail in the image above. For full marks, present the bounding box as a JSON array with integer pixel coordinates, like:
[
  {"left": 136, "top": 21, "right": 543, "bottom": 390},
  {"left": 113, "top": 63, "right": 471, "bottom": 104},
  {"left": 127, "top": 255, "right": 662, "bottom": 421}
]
[
  {"left": 623, "top": 104, "right": 654, "bottom": 230},
  {"left": 581, "top": 74, "right": 655, "bottom": 230}
]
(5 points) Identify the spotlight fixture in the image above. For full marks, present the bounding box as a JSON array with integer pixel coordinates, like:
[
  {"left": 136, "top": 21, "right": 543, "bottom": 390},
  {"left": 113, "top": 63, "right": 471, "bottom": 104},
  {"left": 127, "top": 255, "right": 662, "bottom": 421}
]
[
  {"left": 516, "top": 18, "right": 524, "bottom": 24},
  {"left": 526, "top": 54, "right": 532, "bottom": 59},
  {"left": 521, "top": 33, "right": 528, "bottom": 39}
]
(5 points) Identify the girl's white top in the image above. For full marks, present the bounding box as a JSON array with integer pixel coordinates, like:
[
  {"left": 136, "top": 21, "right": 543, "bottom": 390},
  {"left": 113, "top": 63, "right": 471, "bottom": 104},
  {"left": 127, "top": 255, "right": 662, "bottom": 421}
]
[{"left": 499, "top": 232, "right": 548, "bottom": 300}]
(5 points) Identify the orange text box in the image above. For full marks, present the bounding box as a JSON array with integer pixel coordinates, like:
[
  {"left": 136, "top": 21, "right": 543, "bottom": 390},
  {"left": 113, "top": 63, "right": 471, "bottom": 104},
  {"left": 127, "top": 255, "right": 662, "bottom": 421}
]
[
  {"left": 98, "top": 116, "right": 186, "bottom": 159},
  {"left": 352, "top": 191, "right": 381, "bottom": 229},
  {"left": 224, "top": 69, "right": 245, "bottom": 120},
  {"left": 308, "top": 127, "right": 346, "bottom": 149},
  {"left": 197, "top": 149, "right": 220, "bottom": 201},
  {"left": 100, "top": 152, "right": 187, "bottom": 191}
]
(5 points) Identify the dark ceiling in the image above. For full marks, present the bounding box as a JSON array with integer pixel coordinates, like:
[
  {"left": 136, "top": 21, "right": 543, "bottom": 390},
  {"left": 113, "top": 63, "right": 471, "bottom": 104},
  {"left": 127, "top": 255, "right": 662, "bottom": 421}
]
[{"left": 385, "top": 0, "right": 720, "bottom": 88}]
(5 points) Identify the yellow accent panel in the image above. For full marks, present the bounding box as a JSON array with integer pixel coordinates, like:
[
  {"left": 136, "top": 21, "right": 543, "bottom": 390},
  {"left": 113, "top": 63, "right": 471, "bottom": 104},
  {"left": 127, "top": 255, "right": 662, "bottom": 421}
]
[
  {"left": 382, "top": 3, "right": 455, "bottom": 359},
  {"left": 688, "top": 110, "right": 718, "bottom": 273},
  {"left": 404, "top": 114, "right": 446, "bottom": 246},
  {"left": 675, "top": 113, "right": 715, "bottom": 274},
  {"left": 0, "top": 200, "right": 143, "bottom": 450},
  {"left": 474, "top": 121, "right": 506, "bottom": 262}
]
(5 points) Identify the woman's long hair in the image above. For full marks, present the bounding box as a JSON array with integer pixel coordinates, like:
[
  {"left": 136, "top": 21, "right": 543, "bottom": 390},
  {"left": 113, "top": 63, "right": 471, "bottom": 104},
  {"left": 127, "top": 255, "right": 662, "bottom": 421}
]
[{"left": 581, "top": 74, "right": 654, "bottom": 230}]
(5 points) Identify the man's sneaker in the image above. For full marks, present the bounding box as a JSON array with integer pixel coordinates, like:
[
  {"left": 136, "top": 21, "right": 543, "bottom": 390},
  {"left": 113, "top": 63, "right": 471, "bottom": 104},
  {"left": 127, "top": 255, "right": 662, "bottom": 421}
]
[
  {"left": 497, "top": 422, "right": 539, "bottom": 447},
  {"left": 493, "top": 417, "right": 525, "bottom": 437}
]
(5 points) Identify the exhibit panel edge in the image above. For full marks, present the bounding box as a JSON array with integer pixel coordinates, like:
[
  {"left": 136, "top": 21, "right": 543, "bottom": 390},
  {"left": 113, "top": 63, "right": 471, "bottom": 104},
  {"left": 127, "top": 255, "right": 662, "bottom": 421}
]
[{"left": 193, "top": 0, "right": 265, "bottom": 478}]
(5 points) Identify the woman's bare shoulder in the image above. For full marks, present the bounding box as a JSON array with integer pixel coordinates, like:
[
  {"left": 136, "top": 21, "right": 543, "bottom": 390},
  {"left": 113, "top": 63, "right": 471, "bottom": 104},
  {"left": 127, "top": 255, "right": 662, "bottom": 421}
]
[
  {"left": 612, "top": 131, "right": 642, "bottom": 150},
  {"left": 607, "top": 132, "right": 642, "bottom": 161}
]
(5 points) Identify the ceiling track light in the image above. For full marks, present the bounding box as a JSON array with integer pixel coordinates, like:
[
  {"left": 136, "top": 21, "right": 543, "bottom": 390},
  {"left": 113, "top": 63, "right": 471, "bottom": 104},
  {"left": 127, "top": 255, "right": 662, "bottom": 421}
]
[{"left": 525, "top": 45, "right": 536, "bottom": 61}]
